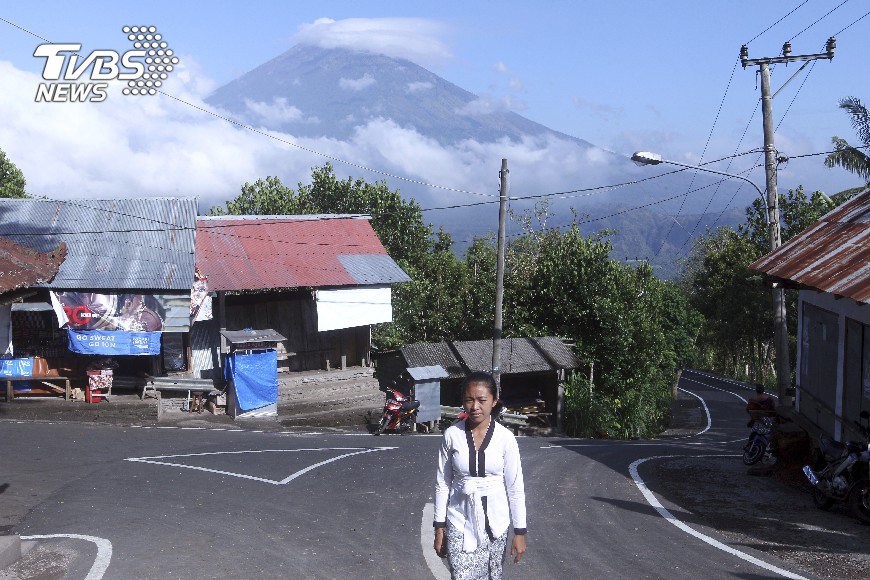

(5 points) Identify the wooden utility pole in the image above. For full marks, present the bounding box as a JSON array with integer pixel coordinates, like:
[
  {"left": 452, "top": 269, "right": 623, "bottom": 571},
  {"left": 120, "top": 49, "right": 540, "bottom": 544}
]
[
  {"left": 741, "top": 38, "right": 835, "bottom": 405},
  {"left": 492, "top": 159, "right": 508, "bottom": 391}
]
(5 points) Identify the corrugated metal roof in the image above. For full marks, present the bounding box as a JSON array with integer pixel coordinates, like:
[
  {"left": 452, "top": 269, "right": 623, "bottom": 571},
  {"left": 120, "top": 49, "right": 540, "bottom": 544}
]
[
  {"left": 0, "top": 198, "right": 196, "bottom": 291},
  {"left": 0, "top": 237, "right": 66, "bottom": 294},
  {"left": 750, "top": 188, "right": 870, "bottom": 303},
  {"left": 453, "top": 337, "right": 582, "bottom": 374},
  {"left": 400, "top": 337, "right": 580, "bottom": 378},
  {"left": 196, "top": 215, "right": 411, "bottom": 291},
  {"left": 402, "top": 342, "right": 466, "bottom": 378}
]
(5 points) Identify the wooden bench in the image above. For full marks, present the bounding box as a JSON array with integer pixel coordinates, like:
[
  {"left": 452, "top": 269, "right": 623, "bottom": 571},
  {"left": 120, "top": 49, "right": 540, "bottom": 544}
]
[
  {"left": 3, "top": 376, "right": 72, "bottom": 401},
  {"left": 140, "top": 376, "right": 224, "bottom": 411}
]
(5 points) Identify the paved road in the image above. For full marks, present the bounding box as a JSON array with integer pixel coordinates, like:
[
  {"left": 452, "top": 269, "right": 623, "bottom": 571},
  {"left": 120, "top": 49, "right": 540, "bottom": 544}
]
[{"left": 0, "top": 370, "right": 822, "bottom": 579}]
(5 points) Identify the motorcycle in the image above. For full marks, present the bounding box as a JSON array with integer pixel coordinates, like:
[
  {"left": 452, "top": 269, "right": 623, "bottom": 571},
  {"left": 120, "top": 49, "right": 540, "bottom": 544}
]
[
  {"left": 743, "top": 415, "right": 777, "bottom": 465},
  {"left": 374, "top": 384, "right": 420, "bottom": 435},
  {"left": 803, "top": 410, "right": 870, "bottom": 524}
]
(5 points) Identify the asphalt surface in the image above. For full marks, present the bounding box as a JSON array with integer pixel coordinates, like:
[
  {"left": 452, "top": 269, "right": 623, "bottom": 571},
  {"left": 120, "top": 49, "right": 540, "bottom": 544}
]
[{"left": 1, "top": 370, "right": 869, "bottom": 579}]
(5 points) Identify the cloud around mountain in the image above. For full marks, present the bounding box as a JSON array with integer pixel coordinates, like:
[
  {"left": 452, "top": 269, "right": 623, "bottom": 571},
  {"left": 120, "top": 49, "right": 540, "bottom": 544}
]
[{"left": 291, "top": 17, "right": 454, "bottom": 69}]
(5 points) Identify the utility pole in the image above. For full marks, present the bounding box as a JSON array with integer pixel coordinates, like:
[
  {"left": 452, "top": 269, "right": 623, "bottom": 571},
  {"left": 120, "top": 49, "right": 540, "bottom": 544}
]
[
  {"left": 492, "top": 159, "right": 508, "bottom": 392},
  {"left": 740, "top": 38, "right": 836, "bottom": 405}
]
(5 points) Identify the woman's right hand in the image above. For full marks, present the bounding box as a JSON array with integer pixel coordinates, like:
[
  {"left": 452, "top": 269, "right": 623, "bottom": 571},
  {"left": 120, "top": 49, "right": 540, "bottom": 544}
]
[{"left": 434, "top": 528, "right": 447, "bottom": 558}]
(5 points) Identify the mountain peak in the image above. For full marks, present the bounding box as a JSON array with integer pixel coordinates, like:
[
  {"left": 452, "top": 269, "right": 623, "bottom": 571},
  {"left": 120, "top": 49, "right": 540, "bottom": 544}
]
[{"left": 206, "top": 44, "right": 590, "bottom": 146}]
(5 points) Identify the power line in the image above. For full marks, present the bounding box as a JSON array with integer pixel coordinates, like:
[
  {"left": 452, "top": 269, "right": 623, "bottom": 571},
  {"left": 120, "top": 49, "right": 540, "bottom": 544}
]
[
  {"left": 832, "top": 8, "right": 870, "bottom": 36},
  {"left": 745, "top": 0, "right": 812, "bottom": 44},
  {"left": 788, "top": 0, "right": 851, "bottom": 42}
]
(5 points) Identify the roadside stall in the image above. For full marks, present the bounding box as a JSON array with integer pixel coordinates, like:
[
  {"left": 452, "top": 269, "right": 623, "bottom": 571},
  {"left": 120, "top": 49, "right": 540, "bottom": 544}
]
[{"left": 221, "top": 329, "right": 287, "bottom": 419}]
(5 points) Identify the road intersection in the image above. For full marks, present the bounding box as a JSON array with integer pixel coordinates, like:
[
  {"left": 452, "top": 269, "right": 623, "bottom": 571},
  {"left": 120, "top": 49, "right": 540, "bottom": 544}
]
[{"left": 0, "top": 371, "right": 852, "bottom": 578}]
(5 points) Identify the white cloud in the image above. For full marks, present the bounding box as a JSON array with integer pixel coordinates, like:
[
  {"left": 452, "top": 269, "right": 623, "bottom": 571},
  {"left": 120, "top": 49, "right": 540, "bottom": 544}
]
[
  {"left": 292, "top": 17, "right": 453, "bottom": 69},
  {"left": 339, "top": 73, "right": 375, "bottom": 91},
  {"left": 244, "top": 97, "right": 319, "bottom": 125},
  {"left": 406, "top": 81, "right": 433, "bottom": 94},
  {"left": 456, "top": 94, "right": 527, "bottom": 116},
  {"left": 492, "top": 61, "right": 510, "bottom": 74}
]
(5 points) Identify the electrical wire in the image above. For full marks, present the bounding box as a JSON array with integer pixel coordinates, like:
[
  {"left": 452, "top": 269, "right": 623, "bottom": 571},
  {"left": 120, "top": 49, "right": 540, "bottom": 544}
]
[
  {"left": 831, "top": 8, "right": 870, "bottom": 36},
  {"left": 745, "top": 0, "right": 812, "bottom": 44},
  {"left": 788, "top": 0, "right": 851, "bottom": 42}
]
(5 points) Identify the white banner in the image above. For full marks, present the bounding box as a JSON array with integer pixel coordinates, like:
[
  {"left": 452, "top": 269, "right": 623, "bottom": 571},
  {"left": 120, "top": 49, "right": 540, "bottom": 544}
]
[{"left": 315, "top": 287, "right": 392, "bottom": 332}]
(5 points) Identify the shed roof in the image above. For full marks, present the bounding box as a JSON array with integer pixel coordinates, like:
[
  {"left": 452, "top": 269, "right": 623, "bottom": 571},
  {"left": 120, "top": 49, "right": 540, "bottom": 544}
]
[
  {"left": 0, "top": 198, "right": 196, "bottom": 291},
  {"left": 196, "top": 215, "right": 411, "bottom": 291},
  {"left": 0, "top": 237, "right": 66, "bottom": 295},
  {"left": 400, "top": 337, "right": 580, "bottom": 379},
  {"left": 750, "top": 188, "right": 870, "bottom": 304}
]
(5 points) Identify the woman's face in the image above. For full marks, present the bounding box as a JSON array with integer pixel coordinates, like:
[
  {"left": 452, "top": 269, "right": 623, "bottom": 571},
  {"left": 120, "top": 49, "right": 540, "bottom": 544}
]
[{"left": 462, "top": 381, "right": 497, "bottom": 426}]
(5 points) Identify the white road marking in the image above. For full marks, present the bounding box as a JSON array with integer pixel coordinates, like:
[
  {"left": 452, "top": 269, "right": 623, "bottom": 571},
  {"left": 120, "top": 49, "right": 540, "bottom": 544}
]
[
  {"left": 124, "top": 447, "right": 396, "bottom": 485},
  {"left": 676, "top": 386, "right": 711, "bottom": 435},
  {"left": 686, "top": 371, "right": 779, "bottom": 400},
  {"left": 630, "top": 455, "right": 807, "bottom": 579},
  {"left": 682, "top": 376, "right": 748, "bottom": 404},
  {"left": 21, "top": 533, "right": 112, "bottom": 580},
  {"left": 421, "top": 502, "right": 451, "bottom": 580}
]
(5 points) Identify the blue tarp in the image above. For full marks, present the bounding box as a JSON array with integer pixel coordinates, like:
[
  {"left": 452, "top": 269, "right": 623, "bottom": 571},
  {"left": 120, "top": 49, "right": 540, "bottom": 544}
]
[
  {"left": 0, "top": 358, "right": 33, "bottom": 377},
  {"left": 224, "top": 350, "right": 278, "bottom": 411},
  {"left": 0, "top": 358, "right": 34, "bottom": 390},
  {"left": 67, "top": 330, "right": 162, "bottom": 356}
]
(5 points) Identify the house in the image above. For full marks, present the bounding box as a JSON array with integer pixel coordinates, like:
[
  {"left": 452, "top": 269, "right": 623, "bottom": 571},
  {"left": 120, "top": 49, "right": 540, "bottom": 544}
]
[
  {"left": 375, "top": 336, "right": 581, "bottom": 426},
  {"left": 192, "top": 214, "right": 411, "bottom": 377},
  {"left": 0, "top": 197, "right": 197, "bottom": 382},
  {"left": 750, "top": 188, "right": 870, "bottom": 441}
]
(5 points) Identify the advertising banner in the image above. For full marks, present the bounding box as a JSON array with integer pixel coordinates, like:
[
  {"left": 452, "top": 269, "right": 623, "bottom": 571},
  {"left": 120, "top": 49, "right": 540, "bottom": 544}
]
[
  {"left": 52, "top": 292, "right": 169, "bottom": 332},
  {"left": 67, "top": 330, "right": 161, "bottom": 356}
]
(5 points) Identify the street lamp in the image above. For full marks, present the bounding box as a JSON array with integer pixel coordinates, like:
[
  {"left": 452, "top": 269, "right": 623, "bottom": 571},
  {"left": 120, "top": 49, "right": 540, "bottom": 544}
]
[
  {"left": 630, "top": 151, "right": 768, "bottom": 224},
  {"left": 632, "top": 149, "right": 789, "bottom": 404}
]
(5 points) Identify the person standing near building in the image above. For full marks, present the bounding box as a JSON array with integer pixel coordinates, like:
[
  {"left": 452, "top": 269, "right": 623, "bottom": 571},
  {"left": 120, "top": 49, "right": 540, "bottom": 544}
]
[{"left": 434, "top": 371, "right": 527, "bottom": 579}]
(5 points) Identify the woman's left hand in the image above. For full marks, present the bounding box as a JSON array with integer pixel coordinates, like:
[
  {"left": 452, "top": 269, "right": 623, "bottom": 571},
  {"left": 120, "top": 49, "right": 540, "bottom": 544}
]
[{"left": 511, "top": 534, "right": 526, "bottom": 563}]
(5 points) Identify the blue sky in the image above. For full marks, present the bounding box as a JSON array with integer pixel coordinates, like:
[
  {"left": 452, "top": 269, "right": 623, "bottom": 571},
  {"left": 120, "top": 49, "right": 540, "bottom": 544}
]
[{"left": 0, "top": 1, "right": 868, "bottom": 218}]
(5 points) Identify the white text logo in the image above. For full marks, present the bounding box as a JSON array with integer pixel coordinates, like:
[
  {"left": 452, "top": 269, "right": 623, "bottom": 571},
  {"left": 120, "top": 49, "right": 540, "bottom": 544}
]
[{"left": 34, "top": 26, "right": 179, "bottom": 103}]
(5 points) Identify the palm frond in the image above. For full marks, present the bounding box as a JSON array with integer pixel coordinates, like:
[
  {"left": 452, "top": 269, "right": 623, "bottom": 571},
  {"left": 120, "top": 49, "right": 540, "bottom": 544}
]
[
  {"left": 824, "top": 136, "right": 870, "bottom": 182},
  {"left": 838, "top": 96, "right": 870, "bottom": 146}
]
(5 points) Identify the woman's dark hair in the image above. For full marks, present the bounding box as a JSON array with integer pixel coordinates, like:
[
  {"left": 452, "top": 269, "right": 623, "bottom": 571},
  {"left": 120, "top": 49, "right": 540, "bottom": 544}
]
[{"left": 461, "top": 371, "right": 503, "bottom": 414}]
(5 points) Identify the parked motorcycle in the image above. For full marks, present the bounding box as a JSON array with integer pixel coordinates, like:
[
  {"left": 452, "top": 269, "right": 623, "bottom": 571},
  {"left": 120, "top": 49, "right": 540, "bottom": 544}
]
[
  {"left": 743, "top": 415, "right": 776, "bottom": 465},
  {"left": 374, "top": 384, "right": 420, "bottom": 435},
  {"left": 803, "top": 411, "right": 870, "bottom": 524}
]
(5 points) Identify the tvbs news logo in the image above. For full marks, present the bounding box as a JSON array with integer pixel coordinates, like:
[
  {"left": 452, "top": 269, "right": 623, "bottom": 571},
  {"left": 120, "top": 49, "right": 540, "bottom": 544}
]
[{"left": 33, "top": 26, "right": 179, "bottom": 103}]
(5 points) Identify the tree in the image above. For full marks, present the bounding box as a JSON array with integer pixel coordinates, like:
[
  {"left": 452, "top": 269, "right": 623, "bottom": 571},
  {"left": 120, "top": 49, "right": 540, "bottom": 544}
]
[
  {"left": 742, "top": 185, "right": 836, "bottom": 254},
  {"left": 824, "top": 96, "right": 870, "bottom": 190},
  {"left": 0, "top": 149, "right": 28, "bottom": 198}
]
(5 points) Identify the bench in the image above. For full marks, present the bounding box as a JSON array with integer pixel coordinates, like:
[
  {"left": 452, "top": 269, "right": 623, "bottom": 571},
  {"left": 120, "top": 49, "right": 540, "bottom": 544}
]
[
  {"left": 3, "top": 376, "right": 72, "bottom": 402},
  {"left": 140, "top": 376, "right": 225, "bottom": 411}
]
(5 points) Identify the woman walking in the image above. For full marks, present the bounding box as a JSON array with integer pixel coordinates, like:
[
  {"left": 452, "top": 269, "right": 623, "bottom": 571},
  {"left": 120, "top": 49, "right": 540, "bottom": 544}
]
[{"left": 434, "top": 371, "right": 527, "bottom": 579}]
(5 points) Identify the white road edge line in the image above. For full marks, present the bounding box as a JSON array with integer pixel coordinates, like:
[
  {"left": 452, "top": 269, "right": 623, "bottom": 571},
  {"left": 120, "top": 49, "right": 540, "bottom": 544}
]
[
  {"left": 629, "top": 456, "right": 807, "bottom": 580},
  {"left": 421, "top": 502, "right": 451, "bottom": 580},
  {"left": 675, "top": 387, "right": 711, "bottom": 436},
  {"left": 682, "top": 376, "right": 749, "bottom": 404},
  {"left": 21, "top": 533, "right": 112, "bottom": 580}
]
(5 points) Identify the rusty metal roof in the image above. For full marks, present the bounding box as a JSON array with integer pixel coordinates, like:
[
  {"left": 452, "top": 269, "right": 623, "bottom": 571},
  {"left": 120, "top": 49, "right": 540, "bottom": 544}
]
[
  {"left": 0, "top": 198, "right": 197, "bottom": 291},
  {"left": 750, "top": 188, "right": 870, "bottom": 303},
  {"left": 196, "top": 215, "right": 411, "bottom": 291},
  {"left": 0, "top": 238, "right": 66, "bottom": 295}
]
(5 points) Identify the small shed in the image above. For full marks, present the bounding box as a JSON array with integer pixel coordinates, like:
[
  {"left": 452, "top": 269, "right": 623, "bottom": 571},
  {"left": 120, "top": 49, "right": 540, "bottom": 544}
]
[
  {"left": 377, "top": 336, "right": 581, "bottom": 427},
  {"left": 407, "top": 365, "right": 449, "bottom": 423},
  {"left": 221, "top": 328, "right": 287, "bottom": 420}
]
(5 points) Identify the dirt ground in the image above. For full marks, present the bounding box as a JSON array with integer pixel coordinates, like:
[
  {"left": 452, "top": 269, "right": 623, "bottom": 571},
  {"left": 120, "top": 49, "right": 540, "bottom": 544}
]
[{"left": 2, "top": 370, "right": 870, "bottom": 578}]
